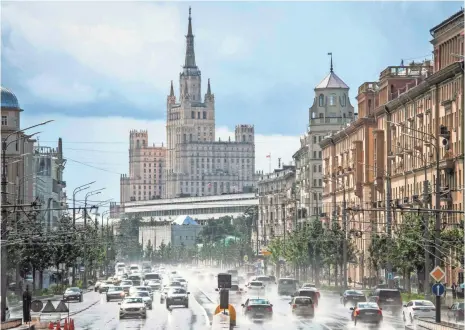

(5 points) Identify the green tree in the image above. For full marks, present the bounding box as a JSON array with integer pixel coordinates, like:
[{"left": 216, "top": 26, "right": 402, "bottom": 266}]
[
  {"left": 145, "top": 239, "right": 154, "bottom": 261},
  {"left": 115, "top": 215, "right": 142, "bottom": 261}
]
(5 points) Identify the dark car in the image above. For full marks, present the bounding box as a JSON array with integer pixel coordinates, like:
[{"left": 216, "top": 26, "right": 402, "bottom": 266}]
[
  {"left": 350, "top": 302, "right": 383, "bottom": 326},
  {"left": 241, "top": 298, "right": 273, "bottom": 322},
  {"left": 369, "top": 289, "right": 402, "bottom": 314},
  {"left": 447, "top": 302, "right": 464, "bottom": 322},
  {"left": 341, "top": 290, "right": 367, "bottom": 306},
  {"left": 63, "top": 287, "right": 83, "bottom": 302},
  {"left": 293, "top": 289, "right": 319, "bottom": 306},
  {"left": 165, "top": 287, "right": 190, "bottom": 309},
  {"left": 290, "top": 296, "right": 315, "bottom": 318}
]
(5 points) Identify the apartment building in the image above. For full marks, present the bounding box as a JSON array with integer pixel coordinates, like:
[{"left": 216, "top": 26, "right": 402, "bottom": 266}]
[
  {"left": 256, "top": 166, "right": 296, "bottom": 249},
  {"left": 320, "top": 9, "right": 464, "bottom": 285}
]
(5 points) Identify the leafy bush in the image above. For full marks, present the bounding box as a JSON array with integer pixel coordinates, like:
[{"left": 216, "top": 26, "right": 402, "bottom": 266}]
[
  {"left": 48, "top": 284, "right": 66, "bottom": 295},
  {"left": 401, "top": 292, "right": 425, "bottom": 302},
  {"left": 76, "top": 280, "right": 83, "bottom": 288}
]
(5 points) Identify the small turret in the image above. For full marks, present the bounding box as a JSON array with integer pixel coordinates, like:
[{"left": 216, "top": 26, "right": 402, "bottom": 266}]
[
  {"left": 167, "top": 80, "right": 176, "bottom": 106},
  {"left": 205, "top": 78, "right": 214, "bottom": 103}
]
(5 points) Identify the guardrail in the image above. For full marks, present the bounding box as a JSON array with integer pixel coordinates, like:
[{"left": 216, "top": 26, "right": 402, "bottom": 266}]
[{"left": 416, "top": 317, "right": 463, "bottom": 330}]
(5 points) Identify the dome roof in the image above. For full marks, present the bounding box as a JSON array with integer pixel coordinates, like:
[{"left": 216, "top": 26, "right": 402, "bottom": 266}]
[{"left": 1, "top": 86, "right": 20, "bottom": 109}]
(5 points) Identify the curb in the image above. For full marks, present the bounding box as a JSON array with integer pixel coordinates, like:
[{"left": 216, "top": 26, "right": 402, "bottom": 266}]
[
  {"left": 198, "top": 289, "right": 215, "bottom": 304},
  {"left": 191, "top": 288, "right": 212, "bottom": 327}
]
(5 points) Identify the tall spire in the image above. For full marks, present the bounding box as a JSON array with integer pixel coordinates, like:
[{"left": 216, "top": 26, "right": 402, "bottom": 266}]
[
  {"left": 184, "top": 7, "right": 197, "bottom": 68},
  {"left": 207, "top": 78, "right": 211, "bottom": 95},
  {"left": 328, "top": 52, "right": 333, "bottom": 72},
  {"left": 170, "top": 80, "right": 174, "bottom": 97}
]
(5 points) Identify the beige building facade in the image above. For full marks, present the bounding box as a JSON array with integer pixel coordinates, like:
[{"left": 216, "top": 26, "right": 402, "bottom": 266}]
[
  {"left": 257, "top": 166, "right": 296, "bottom": 249},
  {"left": 165, "top": 9, "right": 255, "bottom": 198},
  {"left": 320, "top": 9, "right": 464, "bottom": 285},
  {"left": 120, "top": 130, "right": 166, "bottom": 203},
  {"left": 293, "top": 58, "right": 355, "bottom": 227}
]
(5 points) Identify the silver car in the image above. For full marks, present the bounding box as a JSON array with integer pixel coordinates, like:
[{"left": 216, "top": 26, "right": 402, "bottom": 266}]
[
  {"left": 119, "top": 297, "right": 146, "bottom": 319},
  {"left": 106, "top": 286, "right": 125, "bottom": 302},
  {"left": 132, "top": 291, "right": 153, "bottom": 310}
]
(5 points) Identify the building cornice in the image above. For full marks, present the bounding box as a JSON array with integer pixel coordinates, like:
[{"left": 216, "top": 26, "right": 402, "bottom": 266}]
[
  {"left": 292, "top": 145, "right": 308, "bottom": 159},
  {"left": 319, "top": 117, "right": 376, "bottom": 148},
  {"left": 374, "top": 62, "right": 463, "bottom": 117}
]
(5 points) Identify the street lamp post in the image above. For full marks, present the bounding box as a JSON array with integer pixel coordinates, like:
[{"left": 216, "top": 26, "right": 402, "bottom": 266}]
[
  {"left": 82, "top": 188, "right": 105, "bottom": 289},
  {"left": 1, "top": 120, "right": 53, "bottom": 322}
]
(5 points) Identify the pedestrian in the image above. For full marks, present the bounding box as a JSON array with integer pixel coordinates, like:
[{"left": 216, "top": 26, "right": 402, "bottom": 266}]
[
  {"left": 452, "top": 282, "right": 457, "bottom": 299},
  {"left": 22, "top": 285, "right": 32, "bottom": 322}
]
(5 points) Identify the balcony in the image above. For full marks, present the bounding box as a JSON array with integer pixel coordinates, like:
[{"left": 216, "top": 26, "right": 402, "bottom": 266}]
[
  {"left": 379, "top": 65, "right": 432, "bottom": 81},
  {"left": 358, "top": 82, "right": 379, "bottom": 95},
  {"left": 439, "top": 159, "right": 455, "bottom": 175}
]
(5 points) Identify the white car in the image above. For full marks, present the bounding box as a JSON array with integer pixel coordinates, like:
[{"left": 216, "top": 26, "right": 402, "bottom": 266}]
[
  {"left": 119, "top": 297, "right": 146, "bottom": 319},
  {"left": 147, "top": 280, "right": 162, "bottom": 291},
  {"left": 246, "top": 281, "right": 266, "bottom": 294},
  {"left": 132, "top": 291, "right": 153, "bottom": 310},
  {"left": 403, "top": 300, "right": 436, "bottom": 322},
  {"left": 106, "top": 286, "right": 125, "bottom": 302},
  {"left": 174, "top": 277, "right": 188, "bottom": 288}
]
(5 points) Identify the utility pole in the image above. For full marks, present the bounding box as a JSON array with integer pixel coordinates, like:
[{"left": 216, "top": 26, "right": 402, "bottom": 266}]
[{"left": 342, "top": 184, "right": 348, "bottom": 290}]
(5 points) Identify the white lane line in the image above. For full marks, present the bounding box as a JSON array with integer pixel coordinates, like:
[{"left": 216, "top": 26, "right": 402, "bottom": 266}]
[{"left": 192, "top": 287, "right": 213, "bottom": 326}]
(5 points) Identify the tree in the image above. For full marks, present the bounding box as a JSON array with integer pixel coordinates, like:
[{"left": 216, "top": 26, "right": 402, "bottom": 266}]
[
  {"left": 145, "top": 239, "right": 154, "bottom": 261},
  {"left": 115, "top": 215, "right": 142, "bottom": 261}
]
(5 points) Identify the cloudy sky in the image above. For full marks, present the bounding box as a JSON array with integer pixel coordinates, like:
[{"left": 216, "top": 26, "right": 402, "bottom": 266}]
[{"left": 1, "top": 1, "right": 461, "bottom": 209}]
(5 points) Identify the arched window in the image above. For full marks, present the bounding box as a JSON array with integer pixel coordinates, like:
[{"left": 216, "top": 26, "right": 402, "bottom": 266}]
[
  {"left": 329, "top": 94, "right": 336, "bottom": 106},
  {"left": 136, "top": 140, "right": 140, "bottom": 148},
  {"left": 318, "top": 94, "right": 324, "bottom": 107},
  {"left": 341, "top": 94, "right": 346, "bottom": 107}
]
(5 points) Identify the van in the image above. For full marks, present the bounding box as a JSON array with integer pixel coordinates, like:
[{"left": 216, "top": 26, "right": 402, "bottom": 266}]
[
  {"left": 369, "top": 289, "right": 402, "bottom": 314},
  {"left": 278, "top": 278, "right": 298, "bottom": 295}
]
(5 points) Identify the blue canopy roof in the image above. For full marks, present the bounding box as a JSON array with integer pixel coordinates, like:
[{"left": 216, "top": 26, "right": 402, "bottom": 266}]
[{"left": 172, "top": 215, "right": 199, "bottom": 225}]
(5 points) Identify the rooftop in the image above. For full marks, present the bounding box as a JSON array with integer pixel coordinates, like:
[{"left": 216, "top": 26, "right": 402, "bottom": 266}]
[
  {"left": 1, "top": 86, "right": 20, "bottom": 109},
  {"left": 315, "top": 72, "right": 349, "bottom": 90}
]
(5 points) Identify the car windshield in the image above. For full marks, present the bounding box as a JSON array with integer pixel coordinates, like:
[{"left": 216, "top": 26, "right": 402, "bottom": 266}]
[
  {"left": 358, "top": 303, "right": 379, "bottom": 309},
  {"left": 136, "top": 287, "right": 148, "bottom": 291},
  {"left": 257, "top": 277, "right": 269, "bottom": 282},
  {"left": 414, "top": 301, "right": 434, "bottom": 306},
  {"left": 178, "top": 279, "right": 186, "bottom": 283},
  {"left": 250, "top": 299, "right": 269, "bottom": 305},
  {"left": 125, "top": 297, "right": 143, "bottom": 304},
  {"left": 170, "top": 282, "right": 181, "bottom": 286},
  {"left": 299, "top": 290, "right": 316, "bottom": 297},
  {"left": 458, "top": 303, "right": 464, "bottom": 309},
  {"left": 170, "top": 288, "right": 187, "bottom": 294},
  {"left": 145, "top": 274, "right": 160, "bottom": 280},
  {"left": 66, "top": 288, "right": 80, "bottom": 292},
  {"left": 279, "top": 279, "right": 295, "bottom": 285},
  {"left": 136, "top": 291, "right": 149, "bottom": 297},
  {"left": 303, "top": 283, "right": 316, "bottom": 287},
  {"left": 109, "top": 286, "right": 123, "bottom": 291},
  {"left": 250, "top": 282, "right": 262, "bottom": 287},
  {"left": 347, "top": 290, "right": 363, "bottom": 295},
  {"left": 121, "top": 281, "right": 132, "bottom": 285},
  {"left": 295, "top": 297, "right": 312, "bottom": 305}
]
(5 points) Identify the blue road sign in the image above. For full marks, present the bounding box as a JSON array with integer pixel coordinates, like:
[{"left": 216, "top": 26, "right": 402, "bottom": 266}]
[
  {"left": 387, "top": 272, "right": 393, "bottom": 280},
  {"left": 432, "top": 283, "right": 445, "bottom": 296}
]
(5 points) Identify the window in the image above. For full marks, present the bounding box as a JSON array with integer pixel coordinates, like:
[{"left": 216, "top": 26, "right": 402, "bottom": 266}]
[
  {"left": 318, "top": 94, "right": 324, "bottom": 107},
  {"left": 341, "top": 94, "right": 346, "bottom": 107},
  {"left": 329, "top": 94, "right": 336, "bottom": 106},
  {"left": 313, "top": 136, "right": 317, "bottom": 143},
  {"left": 1, "top": 116, "right": 6, "bottom": 126},
  {"left": 197, "top": 112, "right": 200, "bottom": 119},
  {"left": 203, "top": 111, "right": 206, "bottom": 119},
  {"left": 191, "top": 111, "right": 195, "bottom": 119}
]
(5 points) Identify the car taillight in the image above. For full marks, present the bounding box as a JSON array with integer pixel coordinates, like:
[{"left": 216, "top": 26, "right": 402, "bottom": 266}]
[
  {"left": 355, "top": 310, "right": 360, "bottom": 316},
  {"left": 378, "top": 309, "right": 382, "bottom": 315},
  {"left": 292, "top": 304, "right": 297, "bottom": 309},
  {"left": 265, "top": 307, "right": 272, "bottom": 312},
  {"left": 247, "top": 306, "right": 252, "bottom": 311}
]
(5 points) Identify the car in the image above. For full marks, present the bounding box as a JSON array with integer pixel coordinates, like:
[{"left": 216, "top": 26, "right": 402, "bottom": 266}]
[
  {"left": 403, "top": 300, "right": 436, "bottom": 322},
  {"left": 369, "top": 289, "right": 402, "bottom": 314},
  {"left": 147, "top": 280, "right": 162, "bottom": 291},
  {"left": 301, "top": 283, "right": 316, "bottom": 289},
  {"left": 278, "top": 278, "right": 298, "bottom": 295},
  {"left": 120, "top": 280, "right": 133, "bottom": 295},
  {"left": 246, "top": 281, "right": 266, "bottom": 294},
  {"left": 216, "top": 284, "right": 243, "bottom": 303},
  {"left": 350, "top": 302, "right": 383, "bottom": 326},
  {"left": 131, "top": 291, "right": 153, "bottom": 310},
  {"left": 253, "top": 276, "right": 274, "bottom": 291},
  {"left": 118, "top": 297, "right": 146, "bottom": 319},
  {"left": 165, "top": 287, "right": 190, "bottom": 309},
  {"left": 169, "top": 281, "right": 183, "bottom": 288},
  {"left": 447, "top": 302, "right": 464, "bottom": 322},
  {"left": 341, "top": 290, "right": 366, "bottom": 306},
  {"left": 160, "top": 286, "right": 171, "bottom": 303},
  {"left": 99, "top": 282, "right": 114, "bottom": 294},
  {"left": 94, "top": 281, "right": 102, "bottom": 292},
  {"left": 289, "top": 296, "right": 315, "bottom": 318},
  {"left": 129, "top": 286, "right": 151, "bottom": 296},
  {"left": 106, "top": 286, "right": 125, "bottom": 302},
  {"left": 63, "top": 287, "right": 83, "bottom": 302},
  {"left": 241, "top": 298, "right": 273, "bottom": 322},
  {"left": 292, "top": 288, "right": 319, "bottom": 307},
  {"left": 174, "top": 277, "right": 188, "bottom": 288}
]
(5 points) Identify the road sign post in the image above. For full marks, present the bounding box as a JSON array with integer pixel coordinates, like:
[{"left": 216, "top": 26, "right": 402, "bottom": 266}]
[{"left": 430, "top": 266, "right": 446, "bottom": 323}]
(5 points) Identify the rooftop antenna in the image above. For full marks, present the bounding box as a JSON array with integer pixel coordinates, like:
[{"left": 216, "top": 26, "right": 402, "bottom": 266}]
[{"left": 278, "top": 158, "right": 281, "bottom": 168}]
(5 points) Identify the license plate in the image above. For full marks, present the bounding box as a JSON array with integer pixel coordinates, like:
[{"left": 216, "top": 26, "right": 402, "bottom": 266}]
[
  {"left": 386, "top": 299, "right": 394, "bottom": 302},
  {"left": 365, "top": 312, "right": 375, "bottom": 315},
  {"left": 255, "top": 313, "right": 264, "bottom": 317}
]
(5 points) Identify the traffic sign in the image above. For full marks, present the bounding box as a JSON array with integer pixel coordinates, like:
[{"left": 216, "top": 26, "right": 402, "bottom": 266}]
[
  {"left": 31, "top": 300, "right": 44, "bottom": 313},
  {"left": 432, "top": 283, "right": 445, "bottom": 296},
  {"left": 387, "top": 272, "right": 393, "bottom": 280},
  {"left": 243, "top": 255, "right": 248, "bottom": 262},
  {"left": 55, "top": 300, "right": 69, "bottom": 313},
  {"left": 430, "top": 266, "right": 446, "bottom": 282}
]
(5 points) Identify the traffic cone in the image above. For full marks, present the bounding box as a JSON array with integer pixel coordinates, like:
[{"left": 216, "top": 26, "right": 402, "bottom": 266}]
[
  {"left": 55, "top": 321, "right": 61, "bottom": 330},
  {"left": 64, "top": 318, "right": 68, "bottom": 330},
  {"left": 48, "top": 322, "right": 54, "bottom": 329},
  {"left": 70, "top": 319, "right": 75, "bottom": 330}
]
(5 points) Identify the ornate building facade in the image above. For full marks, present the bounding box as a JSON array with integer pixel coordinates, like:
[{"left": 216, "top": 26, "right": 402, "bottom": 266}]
[
  {"left": 293, "top": 57, "right": 355, "bottom": 227},
  {"left": 120, "top": 130, "right": 166, "bottom": 203},
  {"left": 165, "top": 9, "right": 256, "bottom": 198},
  {"left": 320, "top": 9, "right": 464, "bottom": 286}
]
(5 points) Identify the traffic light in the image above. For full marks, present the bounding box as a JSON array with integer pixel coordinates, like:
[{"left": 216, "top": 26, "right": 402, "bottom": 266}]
[{"left": 439, "top": 125, "right": 450, "bottom": 150}]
